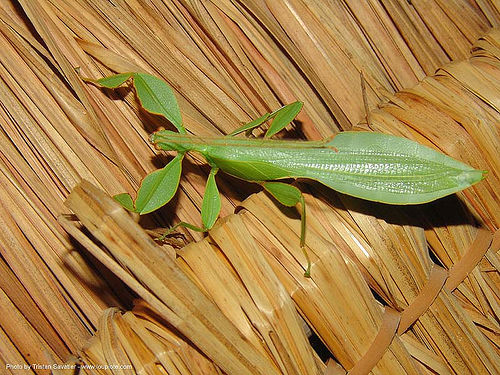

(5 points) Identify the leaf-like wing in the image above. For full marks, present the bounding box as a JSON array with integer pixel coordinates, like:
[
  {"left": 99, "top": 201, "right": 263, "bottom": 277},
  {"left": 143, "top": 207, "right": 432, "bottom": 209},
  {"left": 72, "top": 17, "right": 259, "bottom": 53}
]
[{"left": 323, "top": 131, "right": 486, "bottom": 204}]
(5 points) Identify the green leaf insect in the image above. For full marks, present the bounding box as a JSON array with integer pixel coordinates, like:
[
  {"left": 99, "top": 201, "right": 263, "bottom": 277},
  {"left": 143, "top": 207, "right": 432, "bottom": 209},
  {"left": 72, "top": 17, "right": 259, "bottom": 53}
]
[{"left": 91, "top": 73, "right": 486, "bottom": 277}]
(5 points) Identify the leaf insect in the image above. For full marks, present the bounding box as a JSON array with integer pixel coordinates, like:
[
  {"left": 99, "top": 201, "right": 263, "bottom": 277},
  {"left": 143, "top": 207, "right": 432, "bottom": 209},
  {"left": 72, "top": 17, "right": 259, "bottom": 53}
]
[{"left": 90, "top": 73, "right": 486, "bottom": 277}]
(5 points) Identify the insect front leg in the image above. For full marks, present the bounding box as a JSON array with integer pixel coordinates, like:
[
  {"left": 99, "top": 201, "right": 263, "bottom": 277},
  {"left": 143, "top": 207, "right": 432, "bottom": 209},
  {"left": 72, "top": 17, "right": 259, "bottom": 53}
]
[{"left": 261, "top": 182, "right": 311, "bottom": 277}]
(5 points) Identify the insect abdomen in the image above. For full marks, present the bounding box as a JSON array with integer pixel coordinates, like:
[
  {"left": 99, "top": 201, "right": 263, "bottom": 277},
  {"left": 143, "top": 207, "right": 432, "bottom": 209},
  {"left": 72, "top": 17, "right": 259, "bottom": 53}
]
[{"left": 205, "top": 144, "right": 483, "bottom": 204}]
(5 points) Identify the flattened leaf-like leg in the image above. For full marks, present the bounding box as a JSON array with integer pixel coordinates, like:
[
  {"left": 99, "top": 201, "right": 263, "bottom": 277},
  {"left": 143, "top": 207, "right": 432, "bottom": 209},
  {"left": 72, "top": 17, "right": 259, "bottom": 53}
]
[
  {"left": 201, "top": 168, "right": 221, "bottom": 229},
  {"left": 262, "top": 182, "right": 311, "bottom": 277},
  {"left": 113, "top": 153, "right": 184, "bottom": 215},
  {"left": 135, "top": 154, "right": 184, "bottom": 214},
  {"left": 227, "top": 113, "right": 271, "bottom": 136},
  {"left": 265, "top": 101, "right": 303, "bottom": 138},
  {"left": 227, "top": 101, "right": 303, "bottom": 138},
  {"left": 158, "top": 168, "right": 221, "bottom": 241},
  {"left": 113, "top": 192, "right": 135, "bottom": 212}
]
